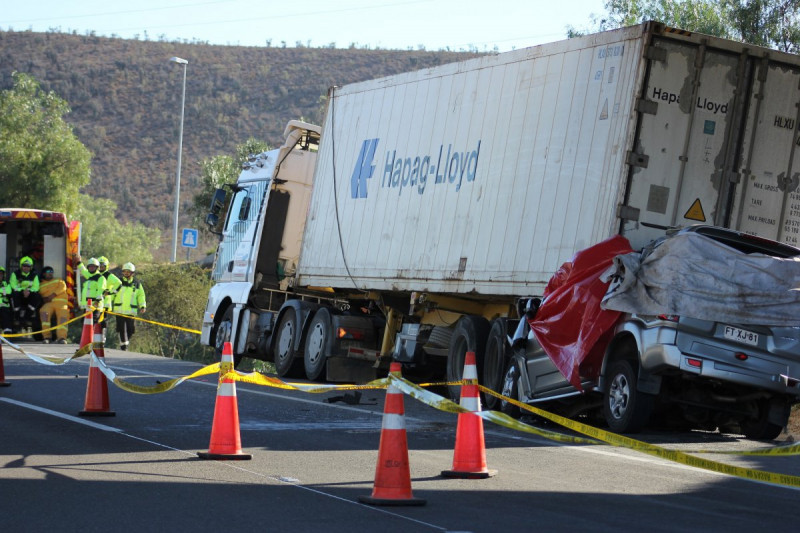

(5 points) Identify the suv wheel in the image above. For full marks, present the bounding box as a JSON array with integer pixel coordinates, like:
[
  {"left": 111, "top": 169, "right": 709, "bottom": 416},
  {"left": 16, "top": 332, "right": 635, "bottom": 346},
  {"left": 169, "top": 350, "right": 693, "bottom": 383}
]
[{"left": 603, "top": 359, "right": 654, "bottom": 433}]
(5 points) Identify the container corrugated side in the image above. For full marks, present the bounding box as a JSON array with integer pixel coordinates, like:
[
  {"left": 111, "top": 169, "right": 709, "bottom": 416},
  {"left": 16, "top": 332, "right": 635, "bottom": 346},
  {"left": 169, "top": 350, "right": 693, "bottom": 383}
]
[{"left": 298, "top": 25, "right": 648, "bottom": 296}]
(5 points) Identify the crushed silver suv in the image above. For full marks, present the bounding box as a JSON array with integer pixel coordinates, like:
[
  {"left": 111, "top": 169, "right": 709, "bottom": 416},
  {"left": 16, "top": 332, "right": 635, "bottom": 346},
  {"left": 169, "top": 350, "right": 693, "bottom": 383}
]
[{"left": 500, "top": 226, "right": 800, "bottom": 439}]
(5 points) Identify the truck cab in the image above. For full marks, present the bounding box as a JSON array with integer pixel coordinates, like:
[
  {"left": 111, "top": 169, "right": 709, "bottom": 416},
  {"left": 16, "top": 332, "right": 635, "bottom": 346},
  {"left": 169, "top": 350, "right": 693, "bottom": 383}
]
[{"left": 201, "top": 121, "right": 321, "bottom": 364}]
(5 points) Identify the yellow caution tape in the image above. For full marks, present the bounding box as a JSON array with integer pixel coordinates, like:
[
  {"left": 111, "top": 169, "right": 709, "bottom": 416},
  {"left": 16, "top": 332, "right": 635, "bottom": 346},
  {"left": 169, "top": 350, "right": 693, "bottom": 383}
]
[
  {"left": 478, "top": 385, "right": 800, "bottom": 488},
  {"left": 224, "top": 370, "right": 390, "bottom": 393},
  {"left": 1, "top": 312, "right": 88, "bottom": 338},
  {"left": 90, "top": 353, "right": 221, "bottom": 394},
  {"left": 103, "top": 310, "right": 202, "bottom": 335},
  {"left": 391, "top": 376, "right": 599, "bottom": 445},
  {"left": 0, "top": 335, "right": 97, "bottom": 365}
]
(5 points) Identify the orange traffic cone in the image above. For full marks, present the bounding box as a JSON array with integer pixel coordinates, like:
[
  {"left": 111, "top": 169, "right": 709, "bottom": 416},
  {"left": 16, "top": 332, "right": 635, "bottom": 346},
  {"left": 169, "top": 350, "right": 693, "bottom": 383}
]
[
  {"left": 79, "top": 305, "right": 115, "bottom": 417},
  {"left": 0, "top": 342, "right": 11, "bottom": 387},
  {"left": 441, "top": 351, "right": 496, "bottom": 478},
  {"left": 198, "top": 342, "right": 252, "bottom": 460},
  {"left": 359, "top": 362, "right": 426, "bottom": 506}
]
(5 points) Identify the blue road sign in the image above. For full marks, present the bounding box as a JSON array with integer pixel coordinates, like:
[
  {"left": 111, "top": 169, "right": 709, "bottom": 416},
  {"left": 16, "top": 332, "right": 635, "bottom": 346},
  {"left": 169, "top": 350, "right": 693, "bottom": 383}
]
[{"left": 182, "top": 228, "right": 198, "bottom": 248}]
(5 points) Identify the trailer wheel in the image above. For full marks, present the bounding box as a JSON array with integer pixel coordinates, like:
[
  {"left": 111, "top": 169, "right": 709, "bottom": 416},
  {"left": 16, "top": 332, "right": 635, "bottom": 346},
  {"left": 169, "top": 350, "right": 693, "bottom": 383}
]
[
  {"left": 483, "top": 318, "right": 509, "bottom": 410},
  {"left": 603, "top": 359, "right": 654, "bottom": 433},
  {"left": 446, "top": 315, "right": 490, "bottom": 401},
  {"left": 304, "top": 309, "right": 332, "bottom": 381},
  {"left": 274, "top": 308, "right": 304, "bottom": 378},
  {"left": 214, "top": 307, "right": 242, "bottom": 367}
]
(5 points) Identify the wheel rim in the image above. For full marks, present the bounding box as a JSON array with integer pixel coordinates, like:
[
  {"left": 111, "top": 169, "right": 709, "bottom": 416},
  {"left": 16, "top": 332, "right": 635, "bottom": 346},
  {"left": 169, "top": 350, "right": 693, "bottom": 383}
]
[
  {"left": 608, "top": 373, "right": 630, "bottom": 420},
  {"left": 276, "top": 317, "right": 295, "bottom": 364},
  {"left": 215, "top": 318, "right": 232, "bottom": 353},
  {"left": 306, "top": 321, "right": 325, "bottom": 366}
]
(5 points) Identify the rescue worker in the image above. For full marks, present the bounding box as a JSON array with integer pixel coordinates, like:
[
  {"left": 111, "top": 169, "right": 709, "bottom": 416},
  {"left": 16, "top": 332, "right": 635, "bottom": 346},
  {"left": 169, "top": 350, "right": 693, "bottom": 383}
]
[
  {"left": 38, "top": 266, "right": 69, "bottom": 344},
  {"left": 97, "top": 256, "right": 121, "bottom": 342},
  {"left": 113, "top": 263, "right": 146, "bottom": 351},
  {"left": 80, "top": 257, "right": 107, "bottom": 324},
  {"left": 10, "top": 256, "right": 42, "bottom": 332},
  {"left": 0, "top": 267, "right": 12, "bottom": 334}
]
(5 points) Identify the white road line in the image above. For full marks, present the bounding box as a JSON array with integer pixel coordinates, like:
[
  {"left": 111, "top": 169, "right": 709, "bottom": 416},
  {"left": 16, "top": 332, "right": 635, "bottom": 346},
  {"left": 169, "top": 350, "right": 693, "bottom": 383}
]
[{"left": 0, "top": 397, "right": 122, "bottom": 432}]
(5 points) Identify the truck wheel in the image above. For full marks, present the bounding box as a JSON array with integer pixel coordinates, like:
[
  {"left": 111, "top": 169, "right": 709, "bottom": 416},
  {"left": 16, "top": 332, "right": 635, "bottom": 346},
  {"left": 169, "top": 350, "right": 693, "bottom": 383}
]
[
  {"left": 483, "top": 318, "right": 508, "bottom": 410},
  {"left": 499, "top": 359, "right": 522, "bottom": 418},
  {"left": 603, "top": 359, "right": 654, "bottom": 433},
  {"left": 446, "top": 315, "right": 490, "bottom": 401},
  {"left": 740, "top": 399, "right": 784, "bottom": 441},
  {"left": 274, "top": 309, "right": 303, "bottom": 378},
  {"left": 304, "top": 309, "right": 332, "bottom": 381},
  {"left": 214, "top": 307, "right": 242, "bottom": 367}
]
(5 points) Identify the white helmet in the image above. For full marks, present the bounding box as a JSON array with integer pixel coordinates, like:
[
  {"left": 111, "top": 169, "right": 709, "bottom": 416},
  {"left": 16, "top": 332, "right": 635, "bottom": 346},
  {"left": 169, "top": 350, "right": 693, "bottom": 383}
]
[{"left": 122, "top": 262, "right": 136, "bottom": 272}]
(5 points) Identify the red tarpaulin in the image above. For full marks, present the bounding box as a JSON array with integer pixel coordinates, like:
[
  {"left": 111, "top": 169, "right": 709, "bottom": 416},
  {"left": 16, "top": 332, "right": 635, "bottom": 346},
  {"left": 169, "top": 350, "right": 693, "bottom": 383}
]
[{"left": 528, "top": 235, "right": 633, "bottom": 390}]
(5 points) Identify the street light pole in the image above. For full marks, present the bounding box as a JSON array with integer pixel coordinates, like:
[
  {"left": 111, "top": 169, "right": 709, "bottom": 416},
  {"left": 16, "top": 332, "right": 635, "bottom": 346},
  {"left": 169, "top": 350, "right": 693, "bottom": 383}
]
[{"left": 169, "top": 56, "right": 188, "bottom": 263}]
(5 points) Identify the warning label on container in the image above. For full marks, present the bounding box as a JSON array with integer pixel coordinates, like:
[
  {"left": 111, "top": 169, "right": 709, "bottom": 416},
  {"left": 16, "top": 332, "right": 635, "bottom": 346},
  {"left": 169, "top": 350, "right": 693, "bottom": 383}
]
[{"left": 684, "top": 199, "right": 706, "bottom": 222}]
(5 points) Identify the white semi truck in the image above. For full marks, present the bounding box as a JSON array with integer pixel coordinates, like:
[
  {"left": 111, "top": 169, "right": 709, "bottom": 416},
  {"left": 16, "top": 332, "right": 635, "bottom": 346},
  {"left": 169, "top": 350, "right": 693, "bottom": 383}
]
[{"left": 201, "top": 21, "right": 800, "bottom": 411}]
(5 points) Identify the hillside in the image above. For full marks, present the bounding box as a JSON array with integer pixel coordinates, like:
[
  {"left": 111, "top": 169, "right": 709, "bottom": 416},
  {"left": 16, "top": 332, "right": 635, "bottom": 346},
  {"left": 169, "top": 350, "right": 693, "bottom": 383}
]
[{"left": 0, "top": 30, "right": 482, "bottom": 257}]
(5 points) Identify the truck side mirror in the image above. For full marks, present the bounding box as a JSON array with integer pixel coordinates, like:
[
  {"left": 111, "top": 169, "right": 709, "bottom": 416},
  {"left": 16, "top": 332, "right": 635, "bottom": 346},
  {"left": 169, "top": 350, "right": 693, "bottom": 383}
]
[
  {"left": 205, "top": 213, "right": 219, "bottom": 228},
  {"left": 209, "top": 189, "right": 226, "bottom": 215}
]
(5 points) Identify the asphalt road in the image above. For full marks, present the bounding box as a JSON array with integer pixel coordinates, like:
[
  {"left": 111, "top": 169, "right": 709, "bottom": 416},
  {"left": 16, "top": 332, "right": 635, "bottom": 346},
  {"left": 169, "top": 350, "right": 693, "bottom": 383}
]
[{"left": 1, "top": 342, "right": 798, "bottom": 532}]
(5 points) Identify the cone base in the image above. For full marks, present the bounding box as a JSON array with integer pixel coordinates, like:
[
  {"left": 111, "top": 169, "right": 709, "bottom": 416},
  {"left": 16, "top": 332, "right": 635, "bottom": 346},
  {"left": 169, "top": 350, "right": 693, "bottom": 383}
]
[
  {"left": 0, "top": 382, "right": 11, "bottom": 387},
  {"left": 441, "top": 468, "right": 497, "bottom": 479},
  {"left": 197, "top": 451, "right": 252, "bottom": 460},
  {"left": 79, "top": 410, "right": 116, "bottom": 417},
  {"left": 358, "top": 495, "right": 426, "bottom": 506}
]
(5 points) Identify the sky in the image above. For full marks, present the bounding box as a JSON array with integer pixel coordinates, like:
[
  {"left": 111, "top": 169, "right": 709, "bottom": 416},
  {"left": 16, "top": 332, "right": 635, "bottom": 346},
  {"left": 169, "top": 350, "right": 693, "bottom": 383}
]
[{"left": 1, "top": 0, "right": 608, "bottom": 52}]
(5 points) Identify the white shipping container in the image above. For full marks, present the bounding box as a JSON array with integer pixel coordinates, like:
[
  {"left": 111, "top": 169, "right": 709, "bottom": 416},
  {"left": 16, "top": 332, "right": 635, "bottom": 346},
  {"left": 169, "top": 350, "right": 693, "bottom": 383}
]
[{"left": 298, "top": 22, "right": 800, "bottom": 296}]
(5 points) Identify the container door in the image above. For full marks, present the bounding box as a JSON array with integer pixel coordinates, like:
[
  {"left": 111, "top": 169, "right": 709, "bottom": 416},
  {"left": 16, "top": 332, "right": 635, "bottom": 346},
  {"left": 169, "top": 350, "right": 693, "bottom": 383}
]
[
  {"left": 621, "top": 38, "right": 745, "bottom": 250},
  {"left": 730, "top": 59, "right": 800, "bottom": 246}
]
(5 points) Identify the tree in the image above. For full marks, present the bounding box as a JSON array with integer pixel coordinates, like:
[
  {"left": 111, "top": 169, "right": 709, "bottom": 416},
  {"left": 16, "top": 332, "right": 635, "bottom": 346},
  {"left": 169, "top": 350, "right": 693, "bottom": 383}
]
[
  {"left": 74, "top": 193, "right": 161, "bottom": 266},
  {"left": 128, "top": 263, "right": 214, "bottom": 361},
  {"left": 0, "top": 72, "right": 91, "bottom": 215},
  {"left": 572, "top": 0, "right": 800, "bottom": 52},
  {"left": 191, "top": 137, "right": 270, "bottom": 233}
]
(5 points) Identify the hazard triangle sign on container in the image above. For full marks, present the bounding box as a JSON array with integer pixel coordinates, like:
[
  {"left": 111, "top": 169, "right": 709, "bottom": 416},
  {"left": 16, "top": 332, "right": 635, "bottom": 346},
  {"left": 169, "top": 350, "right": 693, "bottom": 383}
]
[{"left": 684, "top": 199, "right": 706, "bottom": 222}]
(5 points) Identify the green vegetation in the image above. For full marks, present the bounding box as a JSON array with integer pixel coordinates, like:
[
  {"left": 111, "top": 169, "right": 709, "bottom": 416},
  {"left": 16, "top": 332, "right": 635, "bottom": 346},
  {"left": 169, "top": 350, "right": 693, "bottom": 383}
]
[
  {"left": 573, "top": 0, "right": 800, "bottom": 52},
  {"left": 0, "top": 72, "right": 90, "bottom": 216}
]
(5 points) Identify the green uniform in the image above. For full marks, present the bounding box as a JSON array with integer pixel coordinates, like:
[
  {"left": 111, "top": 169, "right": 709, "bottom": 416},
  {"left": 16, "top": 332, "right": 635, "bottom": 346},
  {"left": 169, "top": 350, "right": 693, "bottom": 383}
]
[{"left": 81, "top": 272, "right": 107, "bottom": 310}]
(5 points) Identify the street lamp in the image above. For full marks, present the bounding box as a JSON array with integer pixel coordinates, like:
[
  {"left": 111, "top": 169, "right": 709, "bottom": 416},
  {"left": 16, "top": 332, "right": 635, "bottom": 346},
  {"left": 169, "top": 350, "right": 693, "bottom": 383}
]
[{"left": 169, "top": 56, "right": 188, "bottom": 263}]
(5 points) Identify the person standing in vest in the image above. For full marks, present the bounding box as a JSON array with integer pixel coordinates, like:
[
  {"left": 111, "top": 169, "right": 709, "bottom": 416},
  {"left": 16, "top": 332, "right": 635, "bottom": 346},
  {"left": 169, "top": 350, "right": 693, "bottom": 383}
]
[
  {"left": 97, "top": 256, "right": 121, "bottom": 342},
  {"left": 38, "top": 266, "right": 69, "bottom": 344},
  {"left": 80, "top": 257, "right": 107, "bottom": 323},
  {"left": 10, "top": 256, "right": 42, "bottom": 333},
  {"left": 0, "top": 267, "right": 13, "bottom": 334},
  {"left": 113, "top": 263, "right": 146, "bottom": 351}
]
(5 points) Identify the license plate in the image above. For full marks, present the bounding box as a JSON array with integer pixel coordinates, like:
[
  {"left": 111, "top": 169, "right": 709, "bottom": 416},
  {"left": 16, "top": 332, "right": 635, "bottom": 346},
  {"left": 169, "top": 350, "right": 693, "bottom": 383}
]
[{"left": 724, "top": 326, "right": 759, "bottom": 346}]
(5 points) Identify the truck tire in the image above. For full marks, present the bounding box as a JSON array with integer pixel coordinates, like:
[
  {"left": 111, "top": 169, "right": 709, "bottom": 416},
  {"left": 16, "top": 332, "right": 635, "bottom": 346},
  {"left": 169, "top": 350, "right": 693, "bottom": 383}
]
[
  {"left": 483, "top": 318, "right": 509, "bottom": 410},
  {"left": 304, "top": 309, "right": 332, "bottom": 381},
  {"left": 274, "top": 308, "right": 304, "bottom": 378},
  {"left": 214, "top": 307, "right": 242, "bottom": 367},
  {"left": 603, "top": 359, "right": 654, "bottom": 433},
  {"left": 499, "top": 358, "right": 522, "bottom": 418},
  {"left": 740, "top": 399, "right": 784, "bottom": 441},
  {"left": 446, "top": 315, "right": 490, "bottom": 401}
]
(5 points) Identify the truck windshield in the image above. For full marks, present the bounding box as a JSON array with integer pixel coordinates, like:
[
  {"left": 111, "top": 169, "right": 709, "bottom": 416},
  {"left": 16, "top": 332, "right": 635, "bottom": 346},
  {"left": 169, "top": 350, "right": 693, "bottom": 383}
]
[{"left": 211, "top": 181, "right": 269, "bottom": 281}]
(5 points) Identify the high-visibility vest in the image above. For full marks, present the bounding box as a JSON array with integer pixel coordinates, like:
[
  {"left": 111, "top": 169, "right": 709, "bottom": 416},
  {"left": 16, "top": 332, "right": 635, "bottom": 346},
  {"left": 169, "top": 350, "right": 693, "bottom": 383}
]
[
  {"left": 0, "top": 280, "right": 11, "bottom": 308},
  {"left": 10, "top": 270, "right": 39, "bottom": 292},
  {"left": 102, "top": 271, "right": 122, "bottom": 309},
  {"left": 113, "top": 278, "right": 146, "bottom": 316},
  {"left": 81, "top": 273, "right": 106, "bottom": 309}
]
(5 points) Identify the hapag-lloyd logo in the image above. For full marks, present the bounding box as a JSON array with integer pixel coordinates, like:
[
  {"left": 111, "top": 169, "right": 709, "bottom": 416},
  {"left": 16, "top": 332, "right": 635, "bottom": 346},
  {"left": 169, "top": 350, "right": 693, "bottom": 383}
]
[{"left": 350, "top": 138, "right": 481, "bottom": 198}]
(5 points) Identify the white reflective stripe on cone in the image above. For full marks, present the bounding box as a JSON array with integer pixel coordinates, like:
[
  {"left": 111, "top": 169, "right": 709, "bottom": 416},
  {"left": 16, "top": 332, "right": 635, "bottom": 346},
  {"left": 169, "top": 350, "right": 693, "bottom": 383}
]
[
  {"left": 460, "top": 396, "right": 480, "bottom": 411},
  {"left": 218, "top": 382, "right": 237, "bottom": 397},
  {"left": 463, "top": 365, "right": 477, "bottom": 380},
  {"left": 382, "top": 413, "right": 406, "bottom": 430}
]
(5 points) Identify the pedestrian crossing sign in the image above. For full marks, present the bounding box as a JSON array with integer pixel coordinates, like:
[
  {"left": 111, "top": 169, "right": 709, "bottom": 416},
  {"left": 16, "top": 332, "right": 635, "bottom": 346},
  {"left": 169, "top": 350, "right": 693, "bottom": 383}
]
[{"left": 182, "top": 228, "right": 198, "bottom": 248}]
